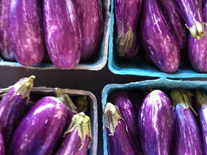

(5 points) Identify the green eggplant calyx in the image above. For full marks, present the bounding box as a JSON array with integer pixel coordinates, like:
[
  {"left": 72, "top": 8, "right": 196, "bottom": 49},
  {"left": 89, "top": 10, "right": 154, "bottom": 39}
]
[
  {"left": 195, "top": 88, "right": 207, "bottom": 107},
  {"left": 186, "top": 15, "right": 205, "bottom": 40},
  {"left": 64, "top": 112, "right": 92, "bottom": 150},
  {"left": 116, "top": 22, "right": 135, "bottom": 56},
  {"left": 104, "top": 102, "right": 127, "bottom": 136},
  {"left": 75, "top": 96, "right": 88, "bottom": 113},
  {"left": 55, "top": 88, "right": 63, "bottom": 97}
]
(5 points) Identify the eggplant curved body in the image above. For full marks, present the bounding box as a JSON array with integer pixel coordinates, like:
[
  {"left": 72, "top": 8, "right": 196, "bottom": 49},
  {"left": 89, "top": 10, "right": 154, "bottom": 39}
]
[
  {"left": 141, "top": 0, "right": 180, "bottom": 73},
  {"left": 115, "top": 0, "right": 142, "bottom": 57},
  {"left": 159, "top": 0, "right": 188, "bottom": 49},
  {"left": 43, "top": 0, "right": 82, "bottom": 69},
  {"left": 170, "top": 0, "right": 204, "bottom": 39},
  {"left": 0, "top": 131, "right": 5, "bottom": 155},
  {"left": 9, "top": 0, "right": 45, "bottom": 66},
  {"left": 8, "top": 96, "right": 68, "bottom": 155},
  {"left": 109, "top": 90, "right": 142, "bottom": 152},
  {"left": 188, "top": 0, "right": 207, "bottom": 72},
  {"left": 0, "top": 0, "right": 15, "bottom": 61},
  {"left": 139, "top": 90, "right": 174, "bottom": 155},
  {"left": 76, "top": 0, "right": 103, "bottom": 60}
]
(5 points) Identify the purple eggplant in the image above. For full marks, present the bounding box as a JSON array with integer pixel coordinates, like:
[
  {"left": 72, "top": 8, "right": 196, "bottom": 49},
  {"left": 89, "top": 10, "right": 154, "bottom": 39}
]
[
  {"left": 195, "top": 89, "right": 207, "bottom": 155},
  {"left": 188, "top": 0, "right": 207, "bottom": 73},
  {"left": 76, "top": 0, "right": 103, "bottom": 60},
  {"left": 115, "top": 0, "right": 142, "bottom": 57},
  {"left": 104, "top": 102, "right": 139, "bottom": 155},
  {"left": 170, "top": 89, "right": 202, "bottom": 155},
  {"left": 139, "top": 90, "right": 174, "bottom": 155},
  {"left": 55, "top": 112, "right": 92, "bottom": 155},
  {"left": 109, "top": 90, "right": 142, "bottom": 152},
  {"left": 8, "top": 0, "right": 45, "bottom": 66},
  {"left": 170, "top": 0, "right": 205, "bottom": 39},
  {"left": 127, "top": 90, "right": 144, "bottom": 112},
  {"left": 75, "top": 96, "right": 88, "bottom": 114},
  {"left": 8, "top": 96, "right": 68, "bottom": 155},
  {"left": 159, "top": 0, "right": 188, "bottom": 49},
  {"left": 0, "top": 131, "right": 5, "bottom": 155},
  {"left": 0, "top": 0, "right": 15, "bottom": 61},
  {"left": 43, "top": 0, "right": 82, "bottom": 69},
  {"left": 141, "top": 0, "right": 180, "bottom": 73},
  {"left": 0, "top": 75, "right": 35, "bottom": 146}
]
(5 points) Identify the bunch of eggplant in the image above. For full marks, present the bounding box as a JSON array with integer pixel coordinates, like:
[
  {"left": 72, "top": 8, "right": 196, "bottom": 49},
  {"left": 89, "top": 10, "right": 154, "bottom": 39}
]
[
  {"left": 0, "top": 0, "right": 103, "bottom": 69},
  {"left": 115, "top": 0, "right": 207, "bottom": 73},
  {"left": 104, "top": 88, "right": 207, "bottom": 155},
  {"left": 0, "top": 76, "right": 92, "bottom": 155}
]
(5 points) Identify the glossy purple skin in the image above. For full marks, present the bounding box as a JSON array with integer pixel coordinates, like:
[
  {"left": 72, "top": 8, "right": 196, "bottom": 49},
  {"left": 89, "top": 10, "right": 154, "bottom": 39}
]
[
  {"left": 0, "top": 0, "right": 15, "bottom": 61},
  {"left": 0, "top": 87, "right": 27, "bottom": 146},
  {"left": 172, "top": 104, "right": 202, "bottom": 155},
  {"left": 109, "top": 90, "right": 141, "bottom": 152},
  {"left": 141, "top": 0, "right": 180, "bottom": 73},
  {"left": 139, "top": 90, "right": 174, "bottom": 155},
  {"left": 170, "top": 0, "right": 203, "bottom": 27},
  {"left": 115, "top": 0, "right": 142, "bottom": 58},
  {"left": 8, "top": 0, "right": 45, "bottom": 66},
  {"left": 160, "top": 0, "right": 188, "bottom": 49},
  {"left": 0, "top": 131, "right": 5, "bottom": 155},
  {"left": 107, "top": 119, "right": 139, "bottom": 155},
  {"left": 76, "top": 0, "right": 103, "bottom": 60},
  {"left": 8, "top": 96, "right": 67, "bottom": 155},
  {"left": 43, "top": 0, "right": 82, "bottom": 69},
  {"left": 56, "top": 127, "right": 90, "bottom": 155},
  {"left": 188, "top": 0, "right": 207, "bottom": 72}
]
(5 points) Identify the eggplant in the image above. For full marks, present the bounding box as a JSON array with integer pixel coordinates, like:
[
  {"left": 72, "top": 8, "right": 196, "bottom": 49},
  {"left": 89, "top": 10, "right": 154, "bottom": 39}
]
[
  {"left": 170, "top": 89, "right": 202, "bottom": 155},
  {"left": 104, "top": 102, "right": 139, "bottom": 155},
  {"left": 8, "top": 96, "right": 68, "bottom": 155},
  {"left": 170, "top": 0, "right": 205, "bottom": 39},
  {"left": 195, "top": 89, "right": 207, "bottom": 155},
  {"left": 55, "top": 112, "right": 92, "bottom": 155},
  {"left": 159, "top": 0, "right": 188, "bottom": 49},
  {"left": 0, "top": 76, "right": 35, "bottom": 146},
  {"left": 9, "top": 0, "right": 45, "bottom": 66},
  {"left": 115, "top": 0, "right": 142, "bottom": 57},
  {"left": 76, "top": 0, "right": 103, "bottom": 60},
  {"left": 0, "top": 131, "right": 5, "bottom": 155},
  {"left": 0, "top": 0, "right": 15, "bottom": 61},
  {"left": 188, "top": 0, "right": 207, "bottom": 73},
  {"left": 109, "top": 90, "right": 142, "bottom": 152},
  {"left": 127, "top": 90, "right": 144, "bottom": 112},
  {"left": 139, "top": 90, "right": 174, "bottom": 155},
  {"left": 75, "top": 96, "right": 88, "bottom": 114},
  {"left": 141, "top": 0, "right": 180, "bottom": 73},
  {"left": 43, "top": 0, "right": 82, "bottom": 69}
]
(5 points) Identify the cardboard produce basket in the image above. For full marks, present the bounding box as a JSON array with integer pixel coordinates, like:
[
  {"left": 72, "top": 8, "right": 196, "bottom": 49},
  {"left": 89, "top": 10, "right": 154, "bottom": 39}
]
[
  {"left": 0, "top": 0, "right": 110, "bottom": 71},
  {"left": 0, "top": 87, "right": 98, "bottom": 155},
  {"left": 102, "top": 78, "right": 207, "bottom": 155},
  {"left": 108, "top": 0, "right": 207, "bottom": 78}
]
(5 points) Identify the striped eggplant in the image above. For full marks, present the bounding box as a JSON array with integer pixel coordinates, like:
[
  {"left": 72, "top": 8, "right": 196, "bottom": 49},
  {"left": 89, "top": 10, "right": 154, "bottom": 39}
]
[
  {"left": 109, "top": 90, "right": 142, "bottom": 152},
  {"left": 170, "top": 0, "right": 205, "bottom": 39},
  {"left": 170, "top": 89, "right": 202, "bottom": 155},
  {"left": 195, "top": 89, "right": 207, "bottom": 155},
  {"left": 159, "top": 0, "right": 188, "bottom": 49},
  {"left": 104, "top": 102, "right": 139, "bottom": 155},
  {"left": 43, "top": 0, "right": 82, "bottom": 69},
  {"left": 75, "top": 96, "right": 88, "bottom": 114},
  {"left": 115, "top": 0, "right": 142, "bottom": 57},
  {"left": 188, "top": 0, "right": 207, "bottom": 73},
  {"left": 0, "top": 131, "right": 5, "bottom": 155},
  {"left": 9, "top": 0, "right": 45, "bottom": 66},
  {"left": 55, "top": 112, "right": 92, "bottom": 155},
  {"left": 141, "top": 0, "right": 180, "bottom": 73},
  {"left": 8, "top": 96, "right": 68, "bottom": 155},
  {"left": 139, "top": 90, "right": 174, "bottom": 155},
  {"left": 0, "top": 75, "right": 35, "bottom": 146},
  {"left": 76, "top": 0, "right": 103, "bottom": 60},
  {"left": 0, "top": 0, "right": 15, "bottom": 61}
]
